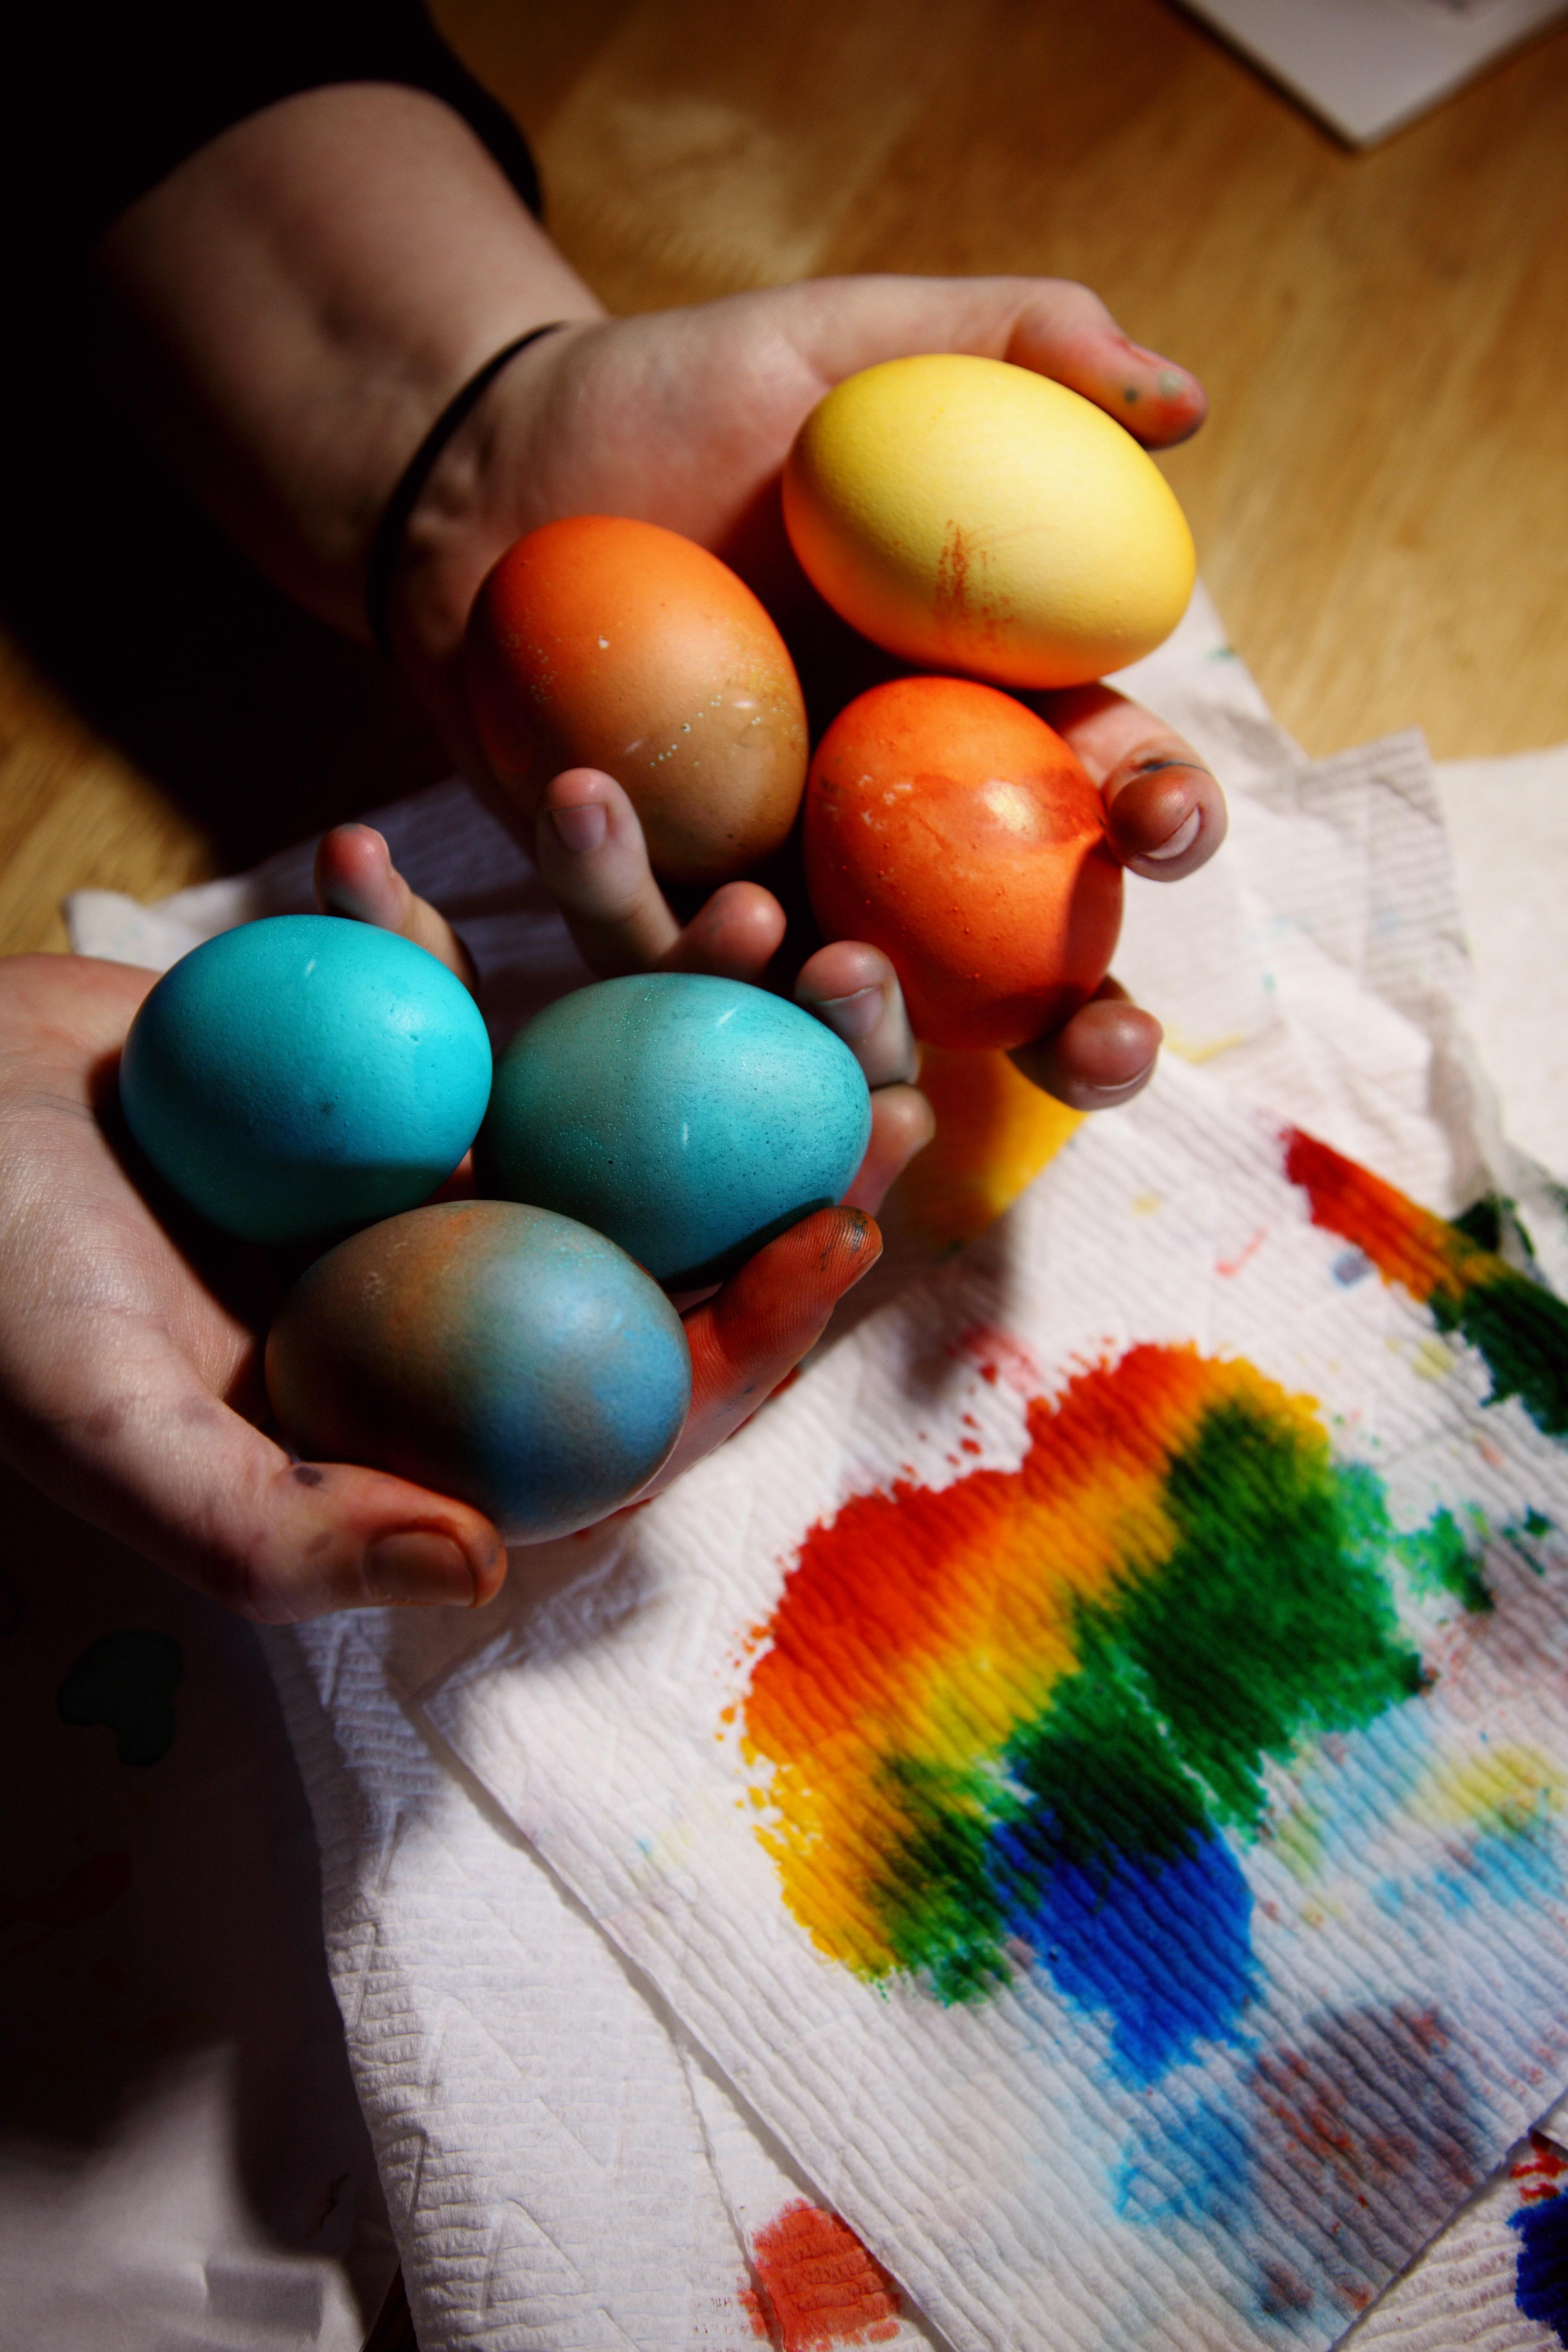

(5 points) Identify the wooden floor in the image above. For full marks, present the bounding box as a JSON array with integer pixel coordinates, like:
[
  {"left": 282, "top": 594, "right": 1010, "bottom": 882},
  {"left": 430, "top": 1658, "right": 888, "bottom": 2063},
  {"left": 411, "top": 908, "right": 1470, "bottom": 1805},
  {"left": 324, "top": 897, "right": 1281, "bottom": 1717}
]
[{"left": 3, "top": 0, "right": 1566, "bottom": 957}]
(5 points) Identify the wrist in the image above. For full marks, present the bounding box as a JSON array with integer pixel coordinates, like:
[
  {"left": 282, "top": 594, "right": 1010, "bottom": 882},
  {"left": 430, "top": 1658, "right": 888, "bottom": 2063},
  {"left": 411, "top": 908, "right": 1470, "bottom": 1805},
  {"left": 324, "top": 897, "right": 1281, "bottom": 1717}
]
[
  {"left": 386, "top": 315, "right": 610, "bottom": 679},
  {"left": 97, "top": 83, "right": 603, "bottom": 639}
]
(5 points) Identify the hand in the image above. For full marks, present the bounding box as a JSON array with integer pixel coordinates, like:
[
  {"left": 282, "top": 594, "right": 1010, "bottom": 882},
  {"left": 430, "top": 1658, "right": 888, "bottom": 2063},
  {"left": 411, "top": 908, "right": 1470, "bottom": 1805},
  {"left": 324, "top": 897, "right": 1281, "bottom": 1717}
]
[
  {"left": 317, "top": 781, "right": 927, "bottom": 1465},
  {"left": 388, "top": 275, "right": 1225, "bottom": 1111},
  {"left": 0, "top": 953, "right": 503, "bottom": 1622},
  {"left": 103, "top": 98, "right": 1225, "bottom": 1111}
]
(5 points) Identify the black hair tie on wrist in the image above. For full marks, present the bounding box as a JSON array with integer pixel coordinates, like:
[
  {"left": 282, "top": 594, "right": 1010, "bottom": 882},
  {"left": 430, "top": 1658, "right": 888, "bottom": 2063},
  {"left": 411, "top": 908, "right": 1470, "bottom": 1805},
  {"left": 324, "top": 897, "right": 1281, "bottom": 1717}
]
[{"left": 364, "top": 320, "right": 569, "bottom": 663}]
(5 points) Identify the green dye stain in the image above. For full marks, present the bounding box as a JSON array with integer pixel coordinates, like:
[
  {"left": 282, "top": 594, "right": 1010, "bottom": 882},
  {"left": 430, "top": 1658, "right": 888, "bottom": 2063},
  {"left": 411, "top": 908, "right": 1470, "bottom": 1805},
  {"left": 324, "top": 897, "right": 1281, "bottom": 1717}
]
[
  {"left": 1442, "top": 1274, "right": 1568, "bottom": 1438},
  {"left": 1452, "top": 1196, "right": 1505, "bottom": 1253},
  {"left": 1395, "top": 1506, "right": 1493, "bottom": 1615},
  {"left": 1526, "top": 1509, "right": 1555, "bottom": 1539},
  {"left": 1092, "top": 1409, "right": 1424, "bottom": 1833},
  {"left": 875, "top": 1750, "right": 1011, "bottom": 2001},
  {"left": 864, "top": 1392, "right": 1440, "bottom": 2014},
  {"left": 58, "top": 1629, "right": 184, "bottom": 1766}
]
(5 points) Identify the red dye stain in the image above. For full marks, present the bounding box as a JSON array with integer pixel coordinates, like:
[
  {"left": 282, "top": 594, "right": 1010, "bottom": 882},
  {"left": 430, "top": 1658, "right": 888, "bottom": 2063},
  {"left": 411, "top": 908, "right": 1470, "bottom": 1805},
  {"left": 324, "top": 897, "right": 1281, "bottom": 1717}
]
[
  {"left": 747, "top": 2202, "right": 901, "bottom": 2350},
  {"left": 956, "top": 1325, "right": 1042, "bottom": 1395},
  {"left": 1283, "top": 1124, "right": 1568, "bottom": 1439},
  {"left": 1217, "top": 1228, "right": 1266, "bottom": 1279},
  {"left": 1513, "top": 2129, "right": 1568, "bottom": 2203},
  {"left": 1282, "top": 1127, "right": 1466, "bottom": 1308}
]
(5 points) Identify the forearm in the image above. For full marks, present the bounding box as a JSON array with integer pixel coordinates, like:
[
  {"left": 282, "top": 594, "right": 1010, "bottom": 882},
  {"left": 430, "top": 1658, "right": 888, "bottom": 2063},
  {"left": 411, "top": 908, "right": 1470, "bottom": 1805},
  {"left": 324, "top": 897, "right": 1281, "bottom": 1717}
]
[{"left": 95, "top": 81, "right": 604, "bottom": 640}]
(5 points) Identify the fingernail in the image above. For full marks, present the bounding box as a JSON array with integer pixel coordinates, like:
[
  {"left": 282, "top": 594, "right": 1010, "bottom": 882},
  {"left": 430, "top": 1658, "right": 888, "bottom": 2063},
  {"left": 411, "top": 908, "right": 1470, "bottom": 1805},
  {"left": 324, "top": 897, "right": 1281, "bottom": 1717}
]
[
  {"left": 1086, "top": 1063, "right": 1157, "bottom": 1100},
  {"left": 1142, "top": 807, "right": 1201, "bottom": 862},
  {"left": 812, "top": 985, "right": 884, "bottom": 1042},
  {"left": 366, "top": 1530, "right": 475, "bottom": 1607},
  {"left": 550, "top": 801, "right": 608, "bottom": 856}
]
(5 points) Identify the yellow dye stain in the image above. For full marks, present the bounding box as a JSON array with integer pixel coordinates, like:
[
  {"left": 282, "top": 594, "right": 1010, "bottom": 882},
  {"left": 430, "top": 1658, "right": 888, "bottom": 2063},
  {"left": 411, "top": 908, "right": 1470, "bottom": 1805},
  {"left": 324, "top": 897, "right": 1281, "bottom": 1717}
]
[
  {"left": 1162, "top": 1026, "right": 1252, "bottom": 1066},
  {"left": 1417, "top": 1745, "right": 1565, "bottom": 1840},
  {"left": 895, "top": 1045, "right": 1082, "bottom": 1253},
  {"left": 1411, "top": 1334, "right": 1459, "bottom": 1383},
  {"left": 1270, "top": 1798, "right": 1328, "bottom": 1885}
]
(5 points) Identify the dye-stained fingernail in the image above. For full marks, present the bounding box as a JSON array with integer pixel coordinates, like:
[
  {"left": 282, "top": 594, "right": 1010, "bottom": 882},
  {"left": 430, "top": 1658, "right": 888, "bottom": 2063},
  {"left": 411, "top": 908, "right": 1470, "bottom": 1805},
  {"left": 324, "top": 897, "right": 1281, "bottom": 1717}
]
[
  {"left": 550, "top": 801, "right": 608, "bottom": 856},
  {"left": 1143, "top": 807, "right": 1202, "bottom": 862},
  {"left": 813, "top": 985, "right": 885, "bottom": 1043},
  {"left": 366, "top": 1530, "right": 475, "bottom": 1606}
]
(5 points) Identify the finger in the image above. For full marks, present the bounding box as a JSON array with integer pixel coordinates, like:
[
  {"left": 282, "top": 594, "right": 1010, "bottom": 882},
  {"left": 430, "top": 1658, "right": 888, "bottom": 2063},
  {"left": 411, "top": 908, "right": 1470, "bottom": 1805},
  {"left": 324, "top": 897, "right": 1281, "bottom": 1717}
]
[
  {"left": 661, "top": 880, "right": 786, "bottom": 982},
  {"left": 535, "top": 767, "right": 786, "bottom": 980},
  {"left": 842, "top": 1085, "right": 935, "bottom": 1215},
  {"left": 1043, "top": 686, "right": 1227, "bottom": 882},
  {"left": 1003, "top": 284, "right": 1208, "bottom": 449},
  {"left": 17, "top": 1319, "right": 504, "bottom": 1625},
  {"left": 641, "top": 1206, "right": 881, "bottom": 1495},
  {"left": 1010, "top": 979, "right": 1162, "bottom": 1111},
  {"left": 794, "top": 941, "right": 919, "bottom": 1087},
  {"left": 534, "top": 768, "right": 681, "bottom": 974},
  {"left": 314, "top": 823, "right": 477, "bottom": 986},
  {"left": 785, "top": 274, "right": 1207, "bottom": 449}
]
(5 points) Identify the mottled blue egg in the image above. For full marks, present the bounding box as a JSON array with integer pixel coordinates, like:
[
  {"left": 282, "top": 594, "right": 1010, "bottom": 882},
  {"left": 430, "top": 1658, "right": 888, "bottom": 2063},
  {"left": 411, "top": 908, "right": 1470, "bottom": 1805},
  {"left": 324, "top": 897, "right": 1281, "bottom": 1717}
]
[
  {"left": 119, "top": 915, "right": 493, "bottom": 1245},
  {"left": 482, "top": 973, "right": 872, "bottom": 1287},
  {"left": 265, "top": 1201, "right": 691, "bottom": 1540}
]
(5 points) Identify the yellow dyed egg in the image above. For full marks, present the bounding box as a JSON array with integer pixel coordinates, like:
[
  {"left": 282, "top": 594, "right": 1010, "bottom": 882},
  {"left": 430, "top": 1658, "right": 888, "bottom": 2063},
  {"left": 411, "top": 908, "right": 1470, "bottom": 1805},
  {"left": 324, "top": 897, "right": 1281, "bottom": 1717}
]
[{"left": 781, "top": 354, "right": 1196, "bottom": 688}]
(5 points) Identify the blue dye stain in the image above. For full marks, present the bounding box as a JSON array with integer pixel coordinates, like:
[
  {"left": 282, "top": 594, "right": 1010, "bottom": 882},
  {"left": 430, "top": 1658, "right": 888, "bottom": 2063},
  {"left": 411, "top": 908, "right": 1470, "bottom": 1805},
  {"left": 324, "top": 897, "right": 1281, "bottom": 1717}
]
[
  {"left": 993, "top": 1822, "right": 1256, "bottom": 2083},
  {"left": 58, "top": 1629, "right": 184, "bottom": 1766},
  {"left": 1431, "top": 1816, "right": 1563, "bottom": 1921},
  {"left": 1332, "top": 1248, "right": 1373, "bottom": 1287},
  {"left": 1116, "top": 2084, "right": 1252, "bottom": 2227},
  {"left": 1511, "top": 2191, "right": 1568, "bottom": 2344}
]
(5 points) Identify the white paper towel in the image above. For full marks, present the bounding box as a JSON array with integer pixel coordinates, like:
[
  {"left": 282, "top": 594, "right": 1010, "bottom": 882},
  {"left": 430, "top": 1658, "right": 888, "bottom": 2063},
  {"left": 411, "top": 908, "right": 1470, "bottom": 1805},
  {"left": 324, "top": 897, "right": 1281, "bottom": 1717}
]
[{"left": 60, "top": 590, "right": 1568, "bottom": 2350}]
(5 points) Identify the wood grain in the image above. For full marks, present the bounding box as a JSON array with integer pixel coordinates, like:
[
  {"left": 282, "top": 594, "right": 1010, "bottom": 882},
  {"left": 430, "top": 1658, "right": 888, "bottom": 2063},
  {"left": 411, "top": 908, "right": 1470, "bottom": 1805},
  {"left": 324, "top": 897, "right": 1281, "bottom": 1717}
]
[
  {"left": 440, "top": 0, "right": 1568, "bottom": 760},
  {"left": 4, "top": 0, "right": 1566, "bottom": 956}
]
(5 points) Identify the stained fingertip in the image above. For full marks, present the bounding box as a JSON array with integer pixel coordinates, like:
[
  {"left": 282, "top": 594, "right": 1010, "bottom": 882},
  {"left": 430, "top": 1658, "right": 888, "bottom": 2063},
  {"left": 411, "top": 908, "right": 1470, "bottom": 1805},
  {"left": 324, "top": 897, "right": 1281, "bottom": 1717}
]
[
  {"left": 1142, "top": 807, "right": 1202, "bottom": 863},
  {"left": 1011, "top": 998, "right": 1162, "bottom": 1111},
  {"left": 1106, "top": 761, "right": 1224, "bottom": 879}
]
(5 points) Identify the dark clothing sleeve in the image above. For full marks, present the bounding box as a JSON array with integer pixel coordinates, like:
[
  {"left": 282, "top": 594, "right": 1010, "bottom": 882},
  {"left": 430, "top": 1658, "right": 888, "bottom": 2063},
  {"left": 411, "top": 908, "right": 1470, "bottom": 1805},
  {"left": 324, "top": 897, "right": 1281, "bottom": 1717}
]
[{"left": 13, "top": 0, "right": 540, "bottom": 251}]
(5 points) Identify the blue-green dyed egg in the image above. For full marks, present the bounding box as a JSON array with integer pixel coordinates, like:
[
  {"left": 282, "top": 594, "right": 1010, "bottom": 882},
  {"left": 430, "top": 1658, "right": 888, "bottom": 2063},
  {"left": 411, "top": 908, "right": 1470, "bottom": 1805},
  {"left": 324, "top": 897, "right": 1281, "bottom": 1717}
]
[
  {"left": 265, "top": 1201, "right": 691, "bottom": 1540},
  {"left": 119, "top": 915, "right": 493, "bottom": 1245},
  {"left": 482, "top": 973, "right": 872, "bottom": 1287}
]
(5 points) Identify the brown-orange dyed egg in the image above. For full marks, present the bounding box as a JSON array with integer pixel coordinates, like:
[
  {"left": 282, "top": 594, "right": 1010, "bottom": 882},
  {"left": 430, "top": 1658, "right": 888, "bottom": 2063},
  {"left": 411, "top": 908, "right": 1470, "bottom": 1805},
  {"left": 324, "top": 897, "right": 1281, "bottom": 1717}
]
[
  {"left": 464, "top": 516, "right": 809, "bottom": 886},
  {"left": 804, "top": 678, "right": 1123, "bottom": 1051}
]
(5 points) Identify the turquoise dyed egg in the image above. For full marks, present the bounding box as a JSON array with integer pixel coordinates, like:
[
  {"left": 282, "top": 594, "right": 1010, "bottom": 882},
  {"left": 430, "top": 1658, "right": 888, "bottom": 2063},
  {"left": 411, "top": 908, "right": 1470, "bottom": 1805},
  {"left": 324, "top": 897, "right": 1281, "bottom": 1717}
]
[
  {"left": 119, "top": 915, "right": 493, "bottom": 1246},
  {"left": 482, "top": 973, "right": 872, "bottom": 1287},
  {"left": 265, "top": 1200, "right": 691, "bottom": 1540}
]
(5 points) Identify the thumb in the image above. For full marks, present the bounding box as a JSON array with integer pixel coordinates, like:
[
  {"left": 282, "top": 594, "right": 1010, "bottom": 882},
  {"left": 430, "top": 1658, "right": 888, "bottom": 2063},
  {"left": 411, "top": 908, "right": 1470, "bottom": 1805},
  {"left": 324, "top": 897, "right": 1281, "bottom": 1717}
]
[
  {"left": 20, "top": 1324, "right": 504, "bottom": 1624},
  {"left": 641, "top": 1206, "right": 881, "bottom": 1497},
  {"left": 787, "top": 272, "right": 1207, "bottom": 448}
]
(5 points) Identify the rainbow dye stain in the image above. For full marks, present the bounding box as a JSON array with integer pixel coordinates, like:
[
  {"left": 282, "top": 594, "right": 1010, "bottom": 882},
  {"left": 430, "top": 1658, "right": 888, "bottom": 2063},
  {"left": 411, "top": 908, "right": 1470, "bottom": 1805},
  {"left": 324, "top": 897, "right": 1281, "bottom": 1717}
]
[
  {"left": 742, "top": 1346, "right": 1497, "bottom": 2083},
  {"left": 1283, "top": 1128, "right": 1568, "bottom": 1437},
  {"left": 1511, "top": 2133, "right": 1568, "bottom": 2346}
]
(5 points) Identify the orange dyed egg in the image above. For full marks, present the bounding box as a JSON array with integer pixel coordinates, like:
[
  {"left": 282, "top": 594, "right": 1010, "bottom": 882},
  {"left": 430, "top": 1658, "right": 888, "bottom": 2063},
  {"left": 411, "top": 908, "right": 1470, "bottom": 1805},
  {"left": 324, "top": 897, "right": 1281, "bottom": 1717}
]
[
  {"left": 804, "top": 677, "right": 1123, "bottom": 1051},
  {"left": 464, "top": 516, "right": 808, "bottom": 886}
]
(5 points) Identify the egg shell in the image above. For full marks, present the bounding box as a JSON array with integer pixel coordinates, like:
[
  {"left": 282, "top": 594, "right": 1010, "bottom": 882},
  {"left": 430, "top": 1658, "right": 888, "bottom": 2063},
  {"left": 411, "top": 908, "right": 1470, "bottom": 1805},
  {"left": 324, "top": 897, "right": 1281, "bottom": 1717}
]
[
  {"left": 782, "top": 354, "right": 1196, "bottom": 689},
  {"left": 804, "top": 676, "right": 1124, "bottom": 1051},
  {"left": 481, "top": 973, "right": 872, "bottom": 1289},
  {"left": 266, "top": 1200, "right": 690, "bottom": 1541},
  {"left": 119, "top": 915, "right": 493, "bottom": 1246},
  {"left": 463, "top": 515, "right": 809, "bottom": 885}
]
